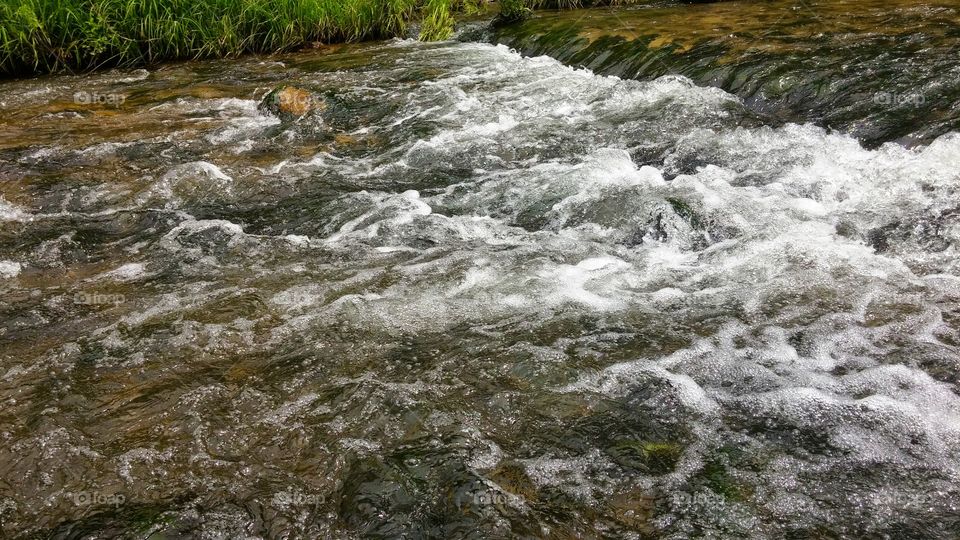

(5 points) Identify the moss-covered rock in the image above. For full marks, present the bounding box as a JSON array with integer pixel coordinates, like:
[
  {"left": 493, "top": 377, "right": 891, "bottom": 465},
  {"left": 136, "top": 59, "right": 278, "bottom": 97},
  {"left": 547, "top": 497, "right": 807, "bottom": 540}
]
[
  {"left": 489, "top": 461, "right": 538, "bottom": 501},
  {"left": 607, "top": 440, "right": 683, "bottom": 474},
  {"left": 701, "top": 457, "right": 748, "bottom": 501}
]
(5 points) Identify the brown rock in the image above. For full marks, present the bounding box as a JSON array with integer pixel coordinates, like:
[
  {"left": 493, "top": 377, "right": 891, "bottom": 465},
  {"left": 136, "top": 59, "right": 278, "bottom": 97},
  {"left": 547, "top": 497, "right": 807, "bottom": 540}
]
[
  {"left": 489, "top": 461, "right": 538, "bottom": 501},
  {"left": 258, "top": 86, "right": 324, "bottom": 120}
]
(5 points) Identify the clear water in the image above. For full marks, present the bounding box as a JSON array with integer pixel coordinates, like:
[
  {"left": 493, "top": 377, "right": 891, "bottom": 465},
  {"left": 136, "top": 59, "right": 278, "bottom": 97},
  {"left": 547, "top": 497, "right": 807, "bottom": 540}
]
[{"left": 1, "top": 8, "right": 960, "bottom": 540}]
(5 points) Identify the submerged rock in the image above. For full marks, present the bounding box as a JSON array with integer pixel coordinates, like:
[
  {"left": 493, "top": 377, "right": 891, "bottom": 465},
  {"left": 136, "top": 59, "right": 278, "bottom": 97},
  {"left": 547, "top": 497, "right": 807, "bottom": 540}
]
[
  {"left": 607, "top": 440, "right": 683, "bottom": 474},
  {"left": 258, "top": 86, "right": 324, "bottom": 120},
  {"left": 489, "top": 461, "right": 538, "bottom": 501}
]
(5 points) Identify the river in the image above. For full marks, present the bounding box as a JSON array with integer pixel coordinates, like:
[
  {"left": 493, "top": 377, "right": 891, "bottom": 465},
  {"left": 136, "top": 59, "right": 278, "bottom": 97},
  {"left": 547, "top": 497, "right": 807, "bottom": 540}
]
[{"left": 1, "top": 1, "right": 959, "bottom": 538}]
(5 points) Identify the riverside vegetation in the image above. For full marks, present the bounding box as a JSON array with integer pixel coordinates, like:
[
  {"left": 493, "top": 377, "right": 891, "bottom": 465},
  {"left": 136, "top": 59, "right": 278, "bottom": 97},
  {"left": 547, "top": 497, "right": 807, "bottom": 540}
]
[{"left": 0, "top": 0, "right": 643, "bottom": 76}]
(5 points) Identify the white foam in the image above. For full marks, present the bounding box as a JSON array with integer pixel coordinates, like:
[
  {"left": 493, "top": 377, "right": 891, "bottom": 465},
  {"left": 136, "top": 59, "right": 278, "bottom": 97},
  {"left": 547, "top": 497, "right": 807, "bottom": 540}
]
[
  {"left": 0, "top": 260, "right": 21, "bottom": 279},
  {"left": 98, "top": 263, "right": 146, "bottom": 281},
  {"left": 160, "top": 219, "right": 245, "bottom": 251},
  {"left": 142, "top": 161, "right": 234, "bottom": 208},
  {"left": 0, "top": 197, "right": 31, "bottom": 222}
]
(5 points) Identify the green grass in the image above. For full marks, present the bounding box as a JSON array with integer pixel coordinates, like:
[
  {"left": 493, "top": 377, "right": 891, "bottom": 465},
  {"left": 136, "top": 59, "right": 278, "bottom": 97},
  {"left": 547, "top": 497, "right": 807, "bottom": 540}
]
[
  {"left": 497, "top": 0, "right": 645, "bottom": 24},
  {"left": 0, "top": 0, "right": 487, "bottom": 76},
  {"left": 529, "top": 0, "right": 637, "bottom": 6},
  {"left": 0, "top": 0, "right": 642, "bottom": 77}
]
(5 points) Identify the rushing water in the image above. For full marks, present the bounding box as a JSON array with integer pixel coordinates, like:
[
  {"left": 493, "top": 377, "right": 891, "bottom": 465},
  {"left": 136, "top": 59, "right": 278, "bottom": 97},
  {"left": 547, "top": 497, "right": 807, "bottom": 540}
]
[
  {"left": 2, "top": 4, "right": 960, "bottom": 539},
  {"left": 492, "top": 0, "right": 960, "bottom": 147}
]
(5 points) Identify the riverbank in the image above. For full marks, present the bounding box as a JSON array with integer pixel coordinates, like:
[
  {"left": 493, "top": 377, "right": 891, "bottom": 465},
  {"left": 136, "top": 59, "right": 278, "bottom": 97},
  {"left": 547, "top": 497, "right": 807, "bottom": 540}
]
[
  {"left": 0, "top": 0, "right": 666, "bottom": 77},
  {"left": 0, "top": 0, "right": 484, "bottom": 77},
  {"left": 0, "top": 0, "right": 640, "bottom": 77}
]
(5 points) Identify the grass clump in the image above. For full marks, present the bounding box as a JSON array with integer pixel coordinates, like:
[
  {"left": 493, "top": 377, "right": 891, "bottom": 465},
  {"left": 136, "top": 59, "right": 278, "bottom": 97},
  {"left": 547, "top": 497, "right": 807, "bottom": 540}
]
[
  {"left": 497, "top": 0, "right": 533, "bottom": 23},
  {"left": 0, "top": 0, "right": 487, "bottom": 76},
  {"left": 529, "top": 0, "right": 643, "bottom": 7},
  {"left": 420, "top": 0, "right": 458, "bottom": 41},
  {"left": 497, "top": 0, "right": 647, "bottom": 24}
]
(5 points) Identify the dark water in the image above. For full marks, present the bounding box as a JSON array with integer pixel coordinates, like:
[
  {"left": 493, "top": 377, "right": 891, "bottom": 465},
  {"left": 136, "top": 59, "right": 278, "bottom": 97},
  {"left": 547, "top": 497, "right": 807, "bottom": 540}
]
[{"left": 1, "top": 3, "right": 959, "bottom": 539}]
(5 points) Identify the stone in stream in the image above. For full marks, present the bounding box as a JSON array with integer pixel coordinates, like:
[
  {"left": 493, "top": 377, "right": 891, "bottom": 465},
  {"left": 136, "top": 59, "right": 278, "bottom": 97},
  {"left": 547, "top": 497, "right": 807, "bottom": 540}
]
[
  {"left": 258, "top": 86, "right": 325, "bottom": 120},
  {"left": 488, "top": 460, "right": 538, "bottom": 501}
]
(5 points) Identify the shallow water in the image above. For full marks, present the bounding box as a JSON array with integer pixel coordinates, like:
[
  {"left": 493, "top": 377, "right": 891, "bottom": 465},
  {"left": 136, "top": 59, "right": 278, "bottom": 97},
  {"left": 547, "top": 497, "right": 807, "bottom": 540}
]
[{"left": 1, "top": 8, "right": 960, "bottom": 540}]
